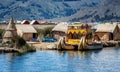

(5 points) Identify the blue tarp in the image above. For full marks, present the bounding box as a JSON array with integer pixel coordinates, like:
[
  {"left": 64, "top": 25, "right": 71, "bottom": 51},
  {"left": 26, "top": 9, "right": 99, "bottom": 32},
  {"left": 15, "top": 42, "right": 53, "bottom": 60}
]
[
  {"left": 42, "top": 38, "right": 56, "bottom": 42},
  {"left": 32, "top": 38, "right": 37, "bottom": 41}
]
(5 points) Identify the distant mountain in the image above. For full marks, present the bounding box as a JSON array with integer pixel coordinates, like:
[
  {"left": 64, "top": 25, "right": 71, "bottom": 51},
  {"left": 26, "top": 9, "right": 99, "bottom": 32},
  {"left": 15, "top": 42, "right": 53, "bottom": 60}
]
[
  {"left": 0, "top": 0, "right": 120, "bottom": 22},
  {"left": 48, "top": 0, "right": 120, "bottom": 22}
]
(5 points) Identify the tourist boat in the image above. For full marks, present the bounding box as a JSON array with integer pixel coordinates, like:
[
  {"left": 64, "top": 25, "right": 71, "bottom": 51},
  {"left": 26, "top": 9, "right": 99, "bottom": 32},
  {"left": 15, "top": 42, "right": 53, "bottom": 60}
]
[{"left": 57, "top": 23, "right": 103, "bottom": 50}]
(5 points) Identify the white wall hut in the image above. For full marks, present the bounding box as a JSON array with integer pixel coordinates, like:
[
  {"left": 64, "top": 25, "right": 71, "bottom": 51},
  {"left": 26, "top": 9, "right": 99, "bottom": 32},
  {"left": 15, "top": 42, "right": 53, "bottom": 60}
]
[
  {"left": 21, "top": 20, "right": 30, "bottom": 24},
  {"left": 52, "top": 22, "right": 68, "bottom": 40},
  {"left": 16, "top": 25, "right": 38, "bottom": 41},
  {"left": 95, "top": 23, "right": 120, "bottom": 41},
  {"left": 30, "top": 20, "right": 39, "bottom": 25},
  {"left": 38, "top": 20, "right": 48, "bottom": 24}
]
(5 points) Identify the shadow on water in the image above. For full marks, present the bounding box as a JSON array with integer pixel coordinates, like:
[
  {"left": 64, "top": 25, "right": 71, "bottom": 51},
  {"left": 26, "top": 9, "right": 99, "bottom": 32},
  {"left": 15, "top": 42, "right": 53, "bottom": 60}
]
[
  {"left": 0, "top": 51, "right": 35, "bottom": 62},
  {"left": 58, "top": 49, "right": 102, "bottom": 58}
]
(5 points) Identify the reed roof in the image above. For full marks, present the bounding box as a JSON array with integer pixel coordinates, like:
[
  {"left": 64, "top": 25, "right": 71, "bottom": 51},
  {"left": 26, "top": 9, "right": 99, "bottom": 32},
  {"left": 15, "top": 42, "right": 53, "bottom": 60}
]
[
  {"left": 96, "top": 23, "right": 117, "bottom": 33},
  {"left": 6, "top": 17, "right": 16, "bottom": 31},
  {"left": 3, "top": 31, "right": 13, "bottom": 38},
  {"left": 52, "top": 22, "right": 68, "bottom": 33},
  {"left": 3, "top": 17, "right": 17, "bottom": 38},
  {"left": 16, "top": 25, "right": 37, "bottom": 33}
]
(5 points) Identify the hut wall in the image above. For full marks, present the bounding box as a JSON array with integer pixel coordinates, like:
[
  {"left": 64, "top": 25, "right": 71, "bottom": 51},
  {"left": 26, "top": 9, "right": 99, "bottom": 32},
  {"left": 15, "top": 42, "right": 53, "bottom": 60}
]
[
  {"left": 0, "top": 24, "right": 7, "bottom": 29},
  {"left": 52, "top": 31, "right": 66, "bottom": 40},
  {"left": 113, "top": 26, "right": 120, "bottom": 41},
  {"left": 2, "top": 38, "right": 12, "bottom": 43},
  {"left": 17, "top": 30, "right": 23, "bottom": 37},
  {"left": 22, "top": 33, "right": 33, "bottom": 41},
  {"left": 95, "top": 32, "right": 110, "bottom": 41}
]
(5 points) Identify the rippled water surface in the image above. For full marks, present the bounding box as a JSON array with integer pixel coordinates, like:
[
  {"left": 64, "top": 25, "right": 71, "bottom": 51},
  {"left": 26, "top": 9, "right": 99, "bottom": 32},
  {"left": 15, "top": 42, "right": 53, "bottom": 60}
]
[{"left": 0, "top": 47, "right": 120, "bottom": 72}]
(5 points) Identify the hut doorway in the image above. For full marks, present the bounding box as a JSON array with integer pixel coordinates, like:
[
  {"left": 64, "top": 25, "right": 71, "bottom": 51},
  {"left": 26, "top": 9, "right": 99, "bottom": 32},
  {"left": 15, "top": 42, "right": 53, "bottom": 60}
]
[
  {"left": 33, "top": 33, "right": 37, "bottom": 38},
  {"left": 109, "top": 33, "right": 113, "bottom": 40}
]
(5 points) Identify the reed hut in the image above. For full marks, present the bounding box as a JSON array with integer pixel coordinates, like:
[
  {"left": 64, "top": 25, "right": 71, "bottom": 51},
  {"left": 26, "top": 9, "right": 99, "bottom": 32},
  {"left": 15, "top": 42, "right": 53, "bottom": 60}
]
[
  {"left": 2, "top": 17, "right": 17, "bottom": 43},
  {"left": 21, "top": 20, "right": 30, "bottom": 24},
  {"left": 95, "top": 23, "right": 120, "bottom": 41},
  {"left": 16, "top": 25, "right": 38, "bottom": 41},
  {"left": 52, "top": 22, "right": 68, "bottom": 40}
]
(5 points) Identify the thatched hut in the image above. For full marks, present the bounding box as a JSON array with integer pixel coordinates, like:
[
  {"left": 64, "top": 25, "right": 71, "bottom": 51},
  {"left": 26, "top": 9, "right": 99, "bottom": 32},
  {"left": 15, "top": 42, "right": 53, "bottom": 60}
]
[
  {"left": 52, "top": 22, "right": 68, "bottom": 40},
  {"left": 16, "top": 25, "right": 38, "bottom": 41},
  {"left": 21, "top": 20, "right": 30, "bottom": 24},
  {"left": 2, "top": 17, "right": 17, "bottom": 43},
  {"left": 95, "top": 23, "right": 120, "bottom": 41}
]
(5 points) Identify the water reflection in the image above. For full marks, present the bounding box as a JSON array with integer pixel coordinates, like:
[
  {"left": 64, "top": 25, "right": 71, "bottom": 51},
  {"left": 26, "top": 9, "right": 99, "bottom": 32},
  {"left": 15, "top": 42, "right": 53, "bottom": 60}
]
[
  {"left": 58, "top": 50, "right": 101, "bottom": 58},
  {"left": 0, "top": 47, "right": 120, "bottom": 72}
]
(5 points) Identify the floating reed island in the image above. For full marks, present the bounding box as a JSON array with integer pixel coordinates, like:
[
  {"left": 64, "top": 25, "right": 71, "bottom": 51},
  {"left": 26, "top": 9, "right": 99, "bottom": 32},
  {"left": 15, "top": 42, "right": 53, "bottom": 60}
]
[
  {"left": 0, "top": 17, "right": 36, "bottom": 53},
  {"left": 28, "top": 22, "right": 120, "bottom": 50},
  {"left": 0, "top": 47, "right": 19, "bottom": 53},
  {"left": 1, "top": 18, "right": 120, "bottom": 51}
]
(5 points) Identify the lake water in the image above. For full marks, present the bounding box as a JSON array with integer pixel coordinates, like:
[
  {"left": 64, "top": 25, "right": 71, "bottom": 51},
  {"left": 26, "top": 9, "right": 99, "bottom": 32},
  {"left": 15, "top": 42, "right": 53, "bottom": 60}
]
[{"left": 0, "top": 47, "right": 120, "bottom": 72}]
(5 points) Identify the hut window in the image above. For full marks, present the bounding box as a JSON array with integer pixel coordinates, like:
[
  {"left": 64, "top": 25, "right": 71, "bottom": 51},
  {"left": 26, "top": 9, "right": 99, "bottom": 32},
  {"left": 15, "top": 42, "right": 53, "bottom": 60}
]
[
  {"left": 73, "top": 32, "right": 78, "bottom": 39},
  {"left": 87, "top": 32, "right": 92, "bottom": 39},
  {"left": 109, "top": 33, "right": 113, "bottom": 40},
  {"left": 68, "top": 32, "right": 82, "bottom": 39},
  {"left": 77, "top": 32, "right": 81, "bottom": 39},
  {"left": 68, "top": 32, "right": 73, "bottom": 39},
  {"left": 33, "top": 33, "right": 37, "bottom": 38}
]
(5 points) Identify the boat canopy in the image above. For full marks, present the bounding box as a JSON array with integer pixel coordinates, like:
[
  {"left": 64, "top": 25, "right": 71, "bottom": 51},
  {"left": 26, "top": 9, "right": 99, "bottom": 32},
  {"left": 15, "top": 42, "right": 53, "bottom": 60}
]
[
  {"left": 68, "top": 30, "right": 87, "bottom": 34},
  {"left": 66, "top": 24, "right": 91, "bottom": 45}
]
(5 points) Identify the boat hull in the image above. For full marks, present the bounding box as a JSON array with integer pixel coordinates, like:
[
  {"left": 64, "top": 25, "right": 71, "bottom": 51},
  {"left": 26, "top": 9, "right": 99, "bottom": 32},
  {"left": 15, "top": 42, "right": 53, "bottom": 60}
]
[
  {"left": 58, "top": 44, "right": 103, "bottom": 50},
  {"left": 57, "top": 37, "right": 103, "bottom": 50},
  {"left": 88, "top": 44, "right": 103, "bottom": 50}
]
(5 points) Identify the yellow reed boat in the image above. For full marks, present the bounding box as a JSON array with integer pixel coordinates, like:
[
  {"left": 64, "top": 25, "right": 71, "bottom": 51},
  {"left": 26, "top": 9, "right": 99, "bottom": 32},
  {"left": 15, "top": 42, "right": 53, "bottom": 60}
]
[{"left": 57, "top": 23, "right": 103, "bottom": 50}]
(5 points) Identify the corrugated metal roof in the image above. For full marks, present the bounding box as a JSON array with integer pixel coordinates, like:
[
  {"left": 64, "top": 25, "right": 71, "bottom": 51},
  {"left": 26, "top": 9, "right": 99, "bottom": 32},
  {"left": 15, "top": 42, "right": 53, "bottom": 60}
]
[
  {"left": 16, "top": 25, "right": 37, "bottom": 33},
  {"left": 30, "top": 20, "right": 39, "bottom": 25},
  {"left": 21, "top": 20, "right": 30, "bottom": 24}
]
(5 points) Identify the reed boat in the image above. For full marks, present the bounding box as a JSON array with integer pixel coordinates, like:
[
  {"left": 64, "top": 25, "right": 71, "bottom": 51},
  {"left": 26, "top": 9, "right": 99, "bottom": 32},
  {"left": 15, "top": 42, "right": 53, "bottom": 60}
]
[
  {"left": 57, "top": 23, "right": 103, "bottom": 50},
  {"left": 78, "top": 36, "right": 103, "bottom": 50}
]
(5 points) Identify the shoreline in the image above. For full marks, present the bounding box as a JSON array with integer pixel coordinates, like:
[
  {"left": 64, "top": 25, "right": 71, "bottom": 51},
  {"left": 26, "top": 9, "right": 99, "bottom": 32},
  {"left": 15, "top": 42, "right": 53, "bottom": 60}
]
[
  {"left": 0, "top": 41, "right": 120, "bottom": 53},
  {"left": 27, "top": 41, "right": 58, "bottom": 50},
  {"left": 28, "top": 41, "right": 120, "bottom": 50}
]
